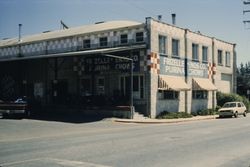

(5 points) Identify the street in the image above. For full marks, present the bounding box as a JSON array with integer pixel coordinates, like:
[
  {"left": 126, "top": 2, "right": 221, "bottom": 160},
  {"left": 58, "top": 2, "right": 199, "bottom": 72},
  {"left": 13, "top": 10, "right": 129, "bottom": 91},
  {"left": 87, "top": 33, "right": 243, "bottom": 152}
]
[{"left": 0, "top": 115, "right": 250, "bottom": 167}]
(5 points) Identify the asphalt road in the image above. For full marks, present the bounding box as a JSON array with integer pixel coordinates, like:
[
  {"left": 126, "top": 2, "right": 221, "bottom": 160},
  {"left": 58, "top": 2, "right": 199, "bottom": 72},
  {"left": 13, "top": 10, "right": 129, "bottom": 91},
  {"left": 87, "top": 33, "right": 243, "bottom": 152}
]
[{"left": 0, "top": 115, "right": 250, "bottom": 167}]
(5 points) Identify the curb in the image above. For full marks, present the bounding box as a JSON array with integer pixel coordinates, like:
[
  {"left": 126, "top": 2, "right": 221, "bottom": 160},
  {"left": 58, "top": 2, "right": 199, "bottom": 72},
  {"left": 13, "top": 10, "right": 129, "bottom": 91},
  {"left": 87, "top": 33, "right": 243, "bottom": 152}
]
[{"left": 113, "top": 115, "right": 218, "bottom": 124}]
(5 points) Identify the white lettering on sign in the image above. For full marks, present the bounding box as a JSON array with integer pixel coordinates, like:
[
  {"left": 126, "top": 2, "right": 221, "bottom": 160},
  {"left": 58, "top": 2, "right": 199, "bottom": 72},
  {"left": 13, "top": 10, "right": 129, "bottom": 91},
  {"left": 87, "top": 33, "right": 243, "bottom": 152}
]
[{"left": 163, "top": 57, "right": 184, "bottom": 67}]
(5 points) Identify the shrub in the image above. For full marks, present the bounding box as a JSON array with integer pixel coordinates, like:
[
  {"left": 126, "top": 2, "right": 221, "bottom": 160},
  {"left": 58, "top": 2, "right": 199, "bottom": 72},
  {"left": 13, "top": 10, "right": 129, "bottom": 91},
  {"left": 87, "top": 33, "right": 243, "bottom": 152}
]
[
  {"left": 157, "top": 111, "right": 192, "bottom": 119},
  {"left": 192, "top": 108, "right": 217, "bottom": 116}
]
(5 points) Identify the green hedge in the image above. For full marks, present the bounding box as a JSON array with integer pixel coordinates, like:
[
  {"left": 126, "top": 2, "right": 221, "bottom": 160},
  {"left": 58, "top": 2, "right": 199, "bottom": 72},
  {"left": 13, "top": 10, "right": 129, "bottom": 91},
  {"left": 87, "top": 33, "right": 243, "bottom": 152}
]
[
  {"left": 156, "top": 111, "right": 193, "bottom": 119},
  {"left": 217, "top": 92, "right": 250, "bottom": 112}
]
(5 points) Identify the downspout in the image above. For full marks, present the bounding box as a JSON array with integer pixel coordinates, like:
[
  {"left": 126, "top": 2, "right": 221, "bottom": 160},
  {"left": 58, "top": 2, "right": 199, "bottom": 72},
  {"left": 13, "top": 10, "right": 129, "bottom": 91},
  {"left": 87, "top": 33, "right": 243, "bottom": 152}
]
[
  {"left": 184, "top": 29, "right": 188, "bottom": 113},
  {"left": 145, "top": 17, "right": 151, "bottom": 117},
  {"left": 212, "top": 38, "right": 215, "bottom": 110},
  {"left": 233, "top": 44, "right": 237, "bottom": 93}
]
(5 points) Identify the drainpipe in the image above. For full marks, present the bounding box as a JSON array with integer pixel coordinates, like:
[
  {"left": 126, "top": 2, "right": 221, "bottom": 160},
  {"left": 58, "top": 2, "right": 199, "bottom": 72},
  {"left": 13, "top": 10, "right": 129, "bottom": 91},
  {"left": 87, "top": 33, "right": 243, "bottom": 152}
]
[
  {"left": 145, "top": 17, "right": 152, "bottom": 117},
  {"left": 212, "top": 38, "right": 215, "bottom": 110},
  {"left": 184, "top": 29, "right": 188, "bottom": 113},
  {"left": 233, "top": 44, "right": 237, "bottom": 93},
  {"left": 18, "top": 24, "right": 22, "bottom": 57}
]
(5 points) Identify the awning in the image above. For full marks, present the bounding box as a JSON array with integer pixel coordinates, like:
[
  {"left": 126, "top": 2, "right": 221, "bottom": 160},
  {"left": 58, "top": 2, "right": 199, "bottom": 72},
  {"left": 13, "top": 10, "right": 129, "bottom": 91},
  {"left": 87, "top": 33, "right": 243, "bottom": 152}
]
[
  {"left": 0, "top": 44, "right": 146, "bottom": 62},
  {"left": 192, "top": 78, "right": 217, "bottom": 91},
  {"left": 158, "top": 75, "right": 190, "bottom": 91}
]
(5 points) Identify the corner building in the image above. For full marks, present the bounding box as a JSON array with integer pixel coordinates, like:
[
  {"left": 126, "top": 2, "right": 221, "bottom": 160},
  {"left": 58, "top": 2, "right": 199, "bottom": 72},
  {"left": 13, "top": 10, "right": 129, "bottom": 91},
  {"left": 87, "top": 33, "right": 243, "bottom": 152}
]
[{"left": 0, "top": 18, "right": 236, "bottom": 118}]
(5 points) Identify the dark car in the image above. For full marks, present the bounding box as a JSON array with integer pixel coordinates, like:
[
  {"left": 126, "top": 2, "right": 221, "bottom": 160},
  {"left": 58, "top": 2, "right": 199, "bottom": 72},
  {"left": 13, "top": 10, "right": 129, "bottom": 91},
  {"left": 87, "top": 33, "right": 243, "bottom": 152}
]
[{"left": 0, "top": 97, "right": 29, "bottom": 118}]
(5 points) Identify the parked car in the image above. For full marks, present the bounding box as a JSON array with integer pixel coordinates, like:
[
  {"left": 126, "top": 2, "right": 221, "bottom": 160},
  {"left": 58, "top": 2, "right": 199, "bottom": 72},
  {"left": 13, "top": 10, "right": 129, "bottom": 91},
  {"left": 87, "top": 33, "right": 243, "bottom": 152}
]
[
  {"left": 218, "top": 102, "right": 247, "bottom": 118},
  {"left": 0, "top": 97, "right": 29, "bottom": 118}
]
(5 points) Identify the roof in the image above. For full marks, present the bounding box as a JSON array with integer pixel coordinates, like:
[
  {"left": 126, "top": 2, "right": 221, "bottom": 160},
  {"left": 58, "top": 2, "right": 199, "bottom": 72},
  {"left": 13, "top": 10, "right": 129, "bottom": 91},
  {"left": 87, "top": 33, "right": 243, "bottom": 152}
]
[
  {"left": 158, "top": 75, "right": 190, "bottom": 91},
  {"left": 0, "top": 20, "right": 143, "bottom": 47},
  {"left": 0, "top": 44, "right": 146, "bottom": 62}
]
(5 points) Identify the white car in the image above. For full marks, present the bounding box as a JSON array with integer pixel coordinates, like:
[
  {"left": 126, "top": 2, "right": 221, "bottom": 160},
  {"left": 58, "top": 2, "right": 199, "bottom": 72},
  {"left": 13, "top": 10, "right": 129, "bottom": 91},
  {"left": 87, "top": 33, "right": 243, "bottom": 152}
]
[{"left": 218, "top": 102, "right": 247, "bottom": 118}]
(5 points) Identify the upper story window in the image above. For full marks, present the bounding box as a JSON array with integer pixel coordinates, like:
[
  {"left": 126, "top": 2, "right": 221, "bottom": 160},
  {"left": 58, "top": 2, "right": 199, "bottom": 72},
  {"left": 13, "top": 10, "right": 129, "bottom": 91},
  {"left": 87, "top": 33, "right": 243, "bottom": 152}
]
[
  {"left": 225, "top": 51, "right": 231, "bottom": 67},
  {"left": 202, "top": 46, "right": 208, "bottom": 62},
  {"left": 192, "top": 43, "right": 199, "bottom": 61},
  {"left": 218, "top": 50, "right": 223, "bottom": 66},
  {"left": 83, "top": 39, "right": 91, "bottom": 49},
  {"left": 158, "top": 35, "right": 167, "bottom": 55},
  {"left": 136, "top": 32, "right": 144, "bottom": 42},
  {"left": 172, "top": 39, "right": 179, "bottom": 57},
  {"left": 120, "top": 34, "right": 128, "bottom": 44},
  {"left": 99, "top": 37, "right": 108, "bottom": 47}
]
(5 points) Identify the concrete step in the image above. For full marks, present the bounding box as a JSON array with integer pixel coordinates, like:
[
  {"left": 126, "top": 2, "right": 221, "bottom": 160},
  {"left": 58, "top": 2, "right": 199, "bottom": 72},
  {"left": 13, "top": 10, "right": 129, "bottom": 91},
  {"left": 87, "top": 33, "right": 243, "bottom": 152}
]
[{"left": 133, "top": 112, "right": 148, "bottom": 120}]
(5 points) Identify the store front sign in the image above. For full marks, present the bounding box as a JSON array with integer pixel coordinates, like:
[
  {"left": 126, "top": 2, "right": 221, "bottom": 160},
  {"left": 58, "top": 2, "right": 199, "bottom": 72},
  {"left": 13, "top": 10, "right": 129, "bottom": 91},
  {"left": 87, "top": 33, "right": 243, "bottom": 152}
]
[
  {"left": 82, "top": 54, "right": 140, "bottom": 73},
  {"left": 160, "top": 56, "right": 208, "bottom": 78},
  {"left": 160, "top": 57, "right": 185, "bottom": 76}
]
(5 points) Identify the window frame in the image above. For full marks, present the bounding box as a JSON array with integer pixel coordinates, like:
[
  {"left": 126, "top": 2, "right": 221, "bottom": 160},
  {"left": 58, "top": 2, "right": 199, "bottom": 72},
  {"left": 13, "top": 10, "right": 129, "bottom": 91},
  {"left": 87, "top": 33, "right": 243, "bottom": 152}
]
[
  {"left": 192, "top": 43, "right": 199, "bottom": 61},
  {"left": 158, "top": 35, "right": 167, "bottom": 55},
  {"left": 120, "top": 34, "right": 128, "bottom": 44},
  {"left": 99, "top": 37, "right": 108, "bottom": 47},
  {"left": 225, "top": 51, "right": 231, "bottom": 67},
  {"left": 135, "top": 32, "right": 144, "bottom": 43},
  {"left": 192, "top": 90, "right": 208, "bottom": 99},
  {"left": 83, "top": 39, "right": 91, "bottom": 49},
  {"left": 202, "top": 46, "right": 208, "bottom": 63},
  {"left": 158, "top": 90, "right": 179, "bottom": 100},
  {"left": 217, "top": 50, "right": 223, "bottom": 66},
  {"left": 172, "top": 38, "right": 180, "bottom": 58}
]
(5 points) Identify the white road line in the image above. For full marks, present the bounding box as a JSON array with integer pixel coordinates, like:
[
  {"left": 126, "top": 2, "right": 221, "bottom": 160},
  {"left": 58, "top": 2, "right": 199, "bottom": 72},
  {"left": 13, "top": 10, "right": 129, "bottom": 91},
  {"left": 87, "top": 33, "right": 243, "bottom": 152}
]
[{"left": 1, "top": 158, "right": 111, "bottom": 167}]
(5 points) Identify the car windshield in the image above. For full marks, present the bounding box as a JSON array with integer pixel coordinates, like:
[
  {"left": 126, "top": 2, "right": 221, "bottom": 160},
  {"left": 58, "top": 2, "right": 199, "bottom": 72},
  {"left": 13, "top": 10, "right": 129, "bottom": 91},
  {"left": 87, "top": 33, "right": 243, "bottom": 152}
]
[{"left": 223, "top": 103, "right": 236, "bottom": 108}]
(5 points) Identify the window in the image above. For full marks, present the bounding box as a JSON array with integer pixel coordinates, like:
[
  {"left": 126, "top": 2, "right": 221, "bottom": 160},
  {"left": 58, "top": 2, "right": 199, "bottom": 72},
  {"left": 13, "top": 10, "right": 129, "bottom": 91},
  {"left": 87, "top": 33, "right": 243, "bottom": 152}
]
[
  {"left": 120, "top": 34, "right": 128, "bottom": 44},
  {"left": 172, "top": 39, "right": 179, "bottom": 57},
  {"left": 136, "top": 32, "right": 144, "bottom": 42},
  {"left": 99, "top": 37, "right": 108, "bottom": 47},
  {"left": 226, "top": 51, "right": 231, "bottom": 67},
  {"left": 192, "top": 43, "right": 199, "bottom": 61},
  {"left": 202, "top": 46, "right": 208, "bottom": 62},
  {"left": 218, "top": 50, "right": 223, "bottom": 66},
  {"left": 159, "top": 90, "right": 179, "bottom": 100},
  {"left": 192, "top": 90, "right": 208, "bottom": 99},
  {"left": 158, "top": 35, "right": 167, "bottom": 55},
  {"left": 97, "top": 77, "right": 105, "bottom": 95},
  {"left": 120, "top": 75, "right": 144, "bottom": 99},
  {"left": 83, "top": 39, "right": 91, "bottom": 49}
]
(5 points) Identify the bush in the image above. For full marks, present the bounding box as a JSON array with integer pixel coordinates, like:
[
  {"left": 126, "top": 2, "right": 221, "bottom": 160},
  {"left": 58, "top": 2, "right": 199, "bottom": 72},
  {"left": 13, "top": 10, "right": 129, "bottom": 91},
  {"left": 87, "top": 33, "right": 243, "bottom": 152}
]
[
  {"left": 192, "top": 108, "right": 217, "bottom": 116},
  {"left": 157, "top": 111, "right": 193, "bottom": 119}
]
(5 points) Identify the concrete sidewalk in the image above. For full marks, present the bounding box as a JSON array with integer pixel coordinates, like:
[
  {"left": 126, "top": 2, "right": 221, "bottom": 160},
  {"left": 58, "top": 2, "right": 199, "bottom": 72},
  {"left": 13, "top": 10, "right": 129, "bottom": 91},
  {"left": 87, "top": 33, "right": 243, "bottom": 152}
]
[{"left": 113, "top": 115, "right": 219, "bottom": 124}]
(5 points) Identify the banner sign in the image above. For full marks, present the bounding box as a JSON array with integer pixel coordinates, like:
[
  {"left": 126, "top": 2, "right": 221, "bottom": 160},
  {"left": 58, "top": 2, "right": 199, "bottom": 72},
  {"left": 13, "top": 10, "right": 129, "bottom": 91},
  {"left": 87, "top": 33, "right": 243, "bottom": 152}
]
[
  {"left": 160, "top": 56, "right": 208, "bottom": 78},
  {"left": 81, "top": 54, "right": 140, "bottom": 73}
]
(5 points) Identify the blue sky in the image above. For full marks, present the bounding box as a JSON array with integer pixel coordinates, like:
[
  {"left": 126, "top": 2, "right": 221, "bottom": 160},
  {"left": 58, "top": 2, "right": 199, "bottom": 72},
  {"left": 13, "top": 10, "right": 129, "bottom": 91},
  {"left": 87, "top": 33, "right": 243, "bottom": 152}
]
[{"left": 0, "top": 0, "right": 249, "bottom": 65}]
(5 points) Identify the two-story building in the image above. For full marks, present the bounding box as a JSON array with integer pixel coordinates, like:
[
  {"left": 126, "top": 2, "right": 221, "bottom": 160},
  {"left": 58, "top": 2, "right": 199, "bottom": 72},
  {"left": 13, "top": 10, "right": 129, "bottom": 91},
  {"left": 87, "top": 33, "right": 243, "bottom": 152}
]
[{"left": 0, "top": 17, "right": 236, "bottom": 118}]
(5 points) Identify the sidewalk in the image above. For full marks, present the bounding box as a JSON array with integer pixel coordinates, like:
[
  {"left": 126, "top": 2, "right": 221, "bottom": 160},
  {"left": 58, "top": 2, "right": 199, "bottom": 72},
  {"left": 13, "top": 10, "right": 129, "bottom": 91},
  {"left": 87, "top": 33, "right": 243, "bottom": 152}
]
[{"left": 113, "top": 115, "right": 219, "bottom": 124}]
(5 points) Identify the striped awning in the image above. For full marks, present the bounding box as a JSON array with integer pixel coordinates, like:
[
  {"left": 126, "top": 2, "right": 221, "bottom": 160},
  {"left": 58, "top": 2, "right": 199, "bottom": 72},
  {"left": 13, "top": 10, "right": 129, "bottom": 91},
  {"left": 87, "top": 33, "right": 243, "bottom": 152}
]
[
  {"left": 158, "top": 75, "right": 190, "bottom": 91},
  {"left": 192, "top": 78, "right": 217, "bottom": 91}
]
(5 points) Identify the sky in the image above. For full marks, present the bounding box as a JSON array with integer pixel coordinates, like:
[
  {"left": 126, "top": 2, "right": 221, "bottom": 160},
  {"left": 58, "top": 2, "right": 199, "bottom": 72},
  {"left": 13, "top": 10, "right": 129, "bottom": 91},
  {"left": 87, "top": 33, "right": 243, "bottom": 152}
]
[{"left": 0, "top": 0, "right": 249, "bottom": 65}]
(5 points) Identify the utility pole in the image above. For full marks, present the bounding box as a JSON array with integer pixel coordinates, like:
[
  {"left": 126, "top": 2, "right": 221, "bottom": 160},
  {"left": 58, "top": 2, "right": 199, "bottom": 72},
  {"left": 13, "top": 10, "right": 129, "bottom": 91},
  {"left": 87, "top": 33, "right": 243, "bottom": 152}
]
[{"left": 243, "top": 0, "right": 250, "bottom": 28}]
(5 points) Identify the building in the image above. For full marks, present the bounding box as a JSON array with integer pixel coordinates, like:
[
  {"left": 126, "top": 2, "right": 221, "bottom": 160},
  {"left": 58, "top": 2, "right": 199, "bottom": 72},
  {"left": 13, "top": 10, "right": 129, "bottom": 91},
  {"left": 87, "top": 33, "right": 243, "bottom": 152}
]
[{"left": 0, "top": 17, "right": 236, "bottom": 118}]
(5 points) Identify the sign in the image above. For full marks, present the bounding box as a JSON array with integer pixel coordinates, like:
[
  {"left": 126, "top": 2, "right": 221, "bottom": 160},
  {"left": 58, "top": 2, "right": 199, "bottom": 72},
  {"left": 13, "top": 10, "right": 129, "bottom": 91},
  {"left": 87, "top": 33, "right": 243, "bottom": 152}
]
[
  {"left": 187, "top": 61, "right": 208, "bottom": 78},
  {"left": 80, "top": 54, "right": 140, "bottom": 73},
  {"left": 160, "top": 57, "right": 185, "bottom": 76},
  {"left": 160, "top": 56, "right": 209, "bottom": 78}
]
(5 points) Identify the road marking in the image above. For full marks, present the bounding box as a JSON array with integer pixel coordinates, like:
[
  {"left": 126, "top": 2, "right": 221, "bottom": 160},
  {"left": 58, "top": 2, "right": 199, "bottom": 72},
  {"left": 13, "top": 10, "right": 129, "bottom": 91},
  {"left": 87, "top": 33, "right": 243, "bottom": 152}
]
[{"left": 0, "top": 158, "right": 111, "bottom": 167}]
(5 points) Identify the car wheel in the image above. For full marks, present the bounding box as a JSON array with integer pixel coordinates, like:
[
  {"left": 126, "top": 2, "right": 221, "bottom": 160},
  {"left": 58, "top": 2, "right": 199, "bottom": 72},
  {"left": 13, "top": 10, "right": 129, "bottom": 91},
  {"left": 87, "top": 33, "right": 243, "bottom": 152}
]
[
  {"left": 243, "top": 111, "right": 247, "bottom": 117},
  {"left": 234, "top": 112, "right": 238, "bottom": 118}
]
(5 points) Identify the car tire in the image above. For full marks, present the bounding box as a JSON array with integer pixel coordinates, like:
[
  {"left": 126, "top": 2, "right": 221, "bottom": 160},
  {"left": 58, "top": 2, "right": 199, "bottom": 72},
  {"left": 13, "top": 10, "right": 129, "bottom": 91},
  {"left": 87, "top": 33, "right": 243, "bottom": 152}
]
[
  {"left": 243, "top": 111, "right": 247, "bottom": 117},
  {"left": 234, "top": 112, "right": 238, "bottom": 118}
]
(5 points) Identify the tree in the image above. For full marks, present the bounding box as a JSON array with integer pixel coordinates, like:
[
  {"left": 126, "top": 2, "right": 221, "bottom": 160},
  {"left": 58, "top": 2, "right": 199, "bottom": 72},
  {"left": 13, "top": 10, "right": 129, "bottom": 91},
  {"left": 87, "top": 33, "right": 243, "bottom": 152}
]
[{"left": 237, "top": 61, "right": 250, "bottom": 100}]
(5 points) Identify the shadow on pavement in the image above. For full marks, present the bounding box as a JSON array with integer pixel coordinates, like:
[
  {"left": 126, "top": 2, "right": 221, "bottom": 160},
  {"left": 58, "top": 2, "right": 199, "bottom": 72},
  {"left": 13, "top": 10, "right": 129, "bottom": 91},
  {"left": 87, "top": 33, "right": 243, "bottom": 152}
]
[{"left": 28, "top": 111, "right": 108, "bottom": 124}]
